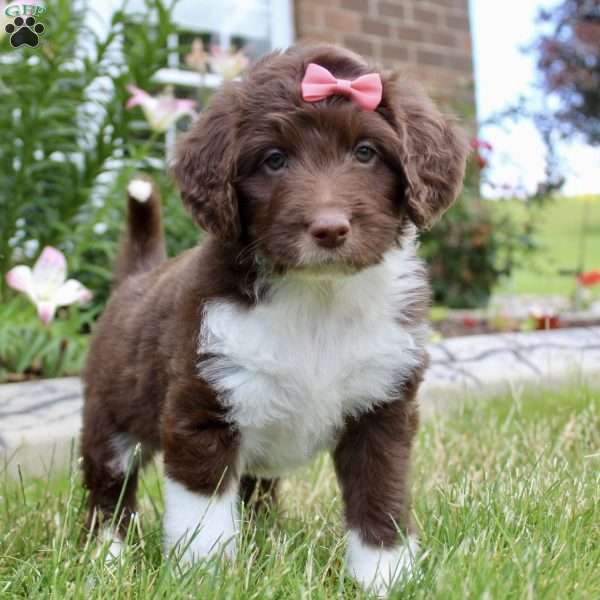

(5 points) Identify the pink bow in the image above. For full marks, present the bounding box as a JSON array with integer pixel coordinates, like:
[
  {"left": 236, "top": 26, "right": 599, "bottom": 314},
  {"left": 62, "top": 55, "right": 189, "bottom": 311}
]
[{"left": 301, "top": 63, "right": 383, "bottom": 111}]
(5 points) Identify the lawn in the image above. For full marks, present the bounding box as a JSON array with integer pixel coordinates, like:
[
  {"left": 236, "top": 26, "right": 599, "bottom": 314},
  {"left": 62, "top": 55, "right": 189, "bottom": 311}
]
[
  {"left": 493, "top": 196, "right": 600, "bottom": 296},
  {"left": 1, "top": 387, "right": 599, "bottom": 599}
]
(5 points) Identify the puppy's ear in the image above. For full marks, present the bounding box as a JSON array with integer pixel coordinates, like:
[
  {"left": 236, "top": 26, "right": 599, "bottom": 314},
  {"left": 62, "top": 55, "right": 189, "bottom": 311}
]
[
  {"left": 173, "top": 85, "right": 241, "bottom": 241},
  {"left": 382, "top": 74, "right": 470, "bottom": 229}
]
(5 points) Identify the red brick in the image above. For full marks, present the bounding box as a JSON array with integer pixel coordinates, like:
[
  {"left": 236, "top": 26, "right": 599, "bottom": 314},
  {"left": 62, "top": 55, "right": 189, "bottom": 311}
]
[
  {"left": 324, "top": 8, "right": 361, "bottom": 33},
  {"left": 416, "top": 49, "right": 445, "bottom": 67},
  {"left": 427, "top": 0, "right": 468, "bottom": 9},
  {"left": 444, "top": 54, "right": 472, "bottom": 71},
  {"left": 294, "top": 0, "right": 475, "bottom": 102},
  {"left": 301, "top": 0, "right": 340, "bottom": 5},
  {"left": 381, "top": 41, "right": 409, "bottom": 62},
  {"left": 343, "top": 34, "right": 375, "bottom": 57},
  {"left": 428, "top": 30, "right": 457, "bottom": 47},
  {"left": 297, "top": 5, "right": 320, "bottom": 29},
  {"left": 461, "top": 34, "right": 472, "bottom": 53},
  {"left": 378, "top": 1, "right": 405, "bottom": 19},
  {"left": 446, "top": 14, "right": 470, "bottom": 31},
  {"left": 302, "top": 32, "right": 342, "bottom": 44},
  {"left": 341, "top": 0, "right": 370, "bottom": 10},
  {"left": 413, "top": 7, "right": 439, "bottom": 26},
  {"left": 363, "top": 17, "right": 391, "bottom": 37},
  {"left": 395, "top": 24, "right": 424, "bottom": 42}
]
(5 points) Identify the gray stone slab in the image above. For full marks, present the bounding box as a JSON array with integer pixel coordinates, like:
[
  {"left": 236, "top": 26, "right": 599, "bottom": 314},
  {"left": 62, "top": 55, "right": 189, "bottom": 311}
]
[
  {"left": 420, "top": 327, "right": 600, "bottom": 416},
  {"left": 1, "top": 377, "right": 82, "bottom": 477},
  {"left": 2, "top": 328, "right": 600, "bottom": 476}
]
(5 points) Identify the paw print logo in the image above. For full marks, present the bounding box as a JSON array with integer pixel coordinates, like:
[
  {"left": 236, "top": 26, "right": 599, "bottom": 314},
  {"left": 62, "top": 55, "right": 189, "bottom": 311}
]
[{"left": 5, "top": 16, "right": 45, "bottom": 48}]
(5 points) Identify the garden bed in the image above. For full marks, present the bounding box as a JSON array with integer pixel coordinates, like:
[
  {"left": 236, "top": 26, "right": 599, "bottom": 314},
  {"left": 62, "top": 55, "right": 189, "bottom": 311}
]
[
  {"left": 431, "top": 292, "right": 600, "bottom": 338},
  {"left": 434, "top": 308, "right": 600, "bottom": 338}
]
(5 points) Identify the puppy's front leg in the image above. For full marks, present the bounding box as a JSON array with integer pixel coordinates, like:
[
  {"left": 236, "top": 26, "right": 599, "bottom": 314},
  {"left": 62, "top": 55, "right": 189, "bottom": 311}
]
[
  {"left": 333, "top": 388, "right": 421, "bottom": 597},
  {"left": 162, "top": 382, "right": 240, "bottom": 565}
]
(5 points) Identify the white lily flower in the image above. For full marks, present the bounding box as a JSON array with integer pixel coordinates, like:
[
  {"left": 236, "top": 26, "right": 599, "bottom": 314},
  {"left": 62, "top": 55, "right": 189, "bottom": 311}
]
[
  {"left": 126, "top": 85, "right": 197, "bottom": 133},
  {"left": 5, "top": 246, "right": 92, "bottom": 325},
  {"left": 208, "top": 45, "right": 249, "bottom": 80}
]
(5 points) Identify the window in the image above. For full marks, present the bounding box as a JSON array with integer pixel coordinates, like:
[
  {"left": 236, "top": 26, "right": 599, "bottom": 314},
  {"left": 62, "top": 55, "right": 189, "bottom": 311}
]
[
  {"left": 137, "top": 0, "right": 295, "bottom": 90},
  {"left": 91, "top": 0, "right": 294, "bottom": 159}
]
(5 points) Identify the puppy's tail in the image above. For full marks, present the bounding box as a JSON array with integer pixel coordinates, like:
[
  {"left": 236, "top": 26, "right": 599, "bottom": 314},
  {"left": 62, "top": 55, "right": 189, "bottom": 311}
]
[{"left": 114, "top": 175, "right": 167, "bottom": 286}]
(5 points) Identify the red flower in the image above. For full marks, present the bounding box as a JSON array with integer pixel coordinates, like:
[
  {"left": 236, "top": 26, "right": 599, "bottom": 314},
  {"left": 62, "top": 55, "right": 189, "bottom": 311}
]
[
  {"left": 470, "top": 138, "right": 493, "bottom": 151},
  {"left": 461, "top": 316, "right": 478, "bottom": 328},
  {"left": 475, "top": 154, "right": 487, "bottom": 169},
  {"left": 533, "top": 315, "right": 561, "bottom": 330},
  {"left": 577, "top": 270, "right": 600, "bottom": 287}
]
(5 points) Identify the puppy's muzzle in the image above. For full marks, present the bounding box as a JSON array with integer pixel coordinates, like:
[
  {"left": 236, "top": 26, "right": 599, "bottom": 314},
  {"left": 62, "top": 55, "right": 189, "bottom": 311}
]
[{"left": 308, "top": 210, "right": 351, "bottom": 249}]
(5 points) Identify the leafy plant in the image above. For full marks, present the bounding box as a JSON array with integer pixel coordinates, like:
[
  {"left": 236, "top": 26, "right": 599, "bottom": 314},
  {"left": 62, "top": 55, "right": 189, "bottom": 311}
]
[
  {"left": 0, "top": 0, "right": 198, "bottom": 312},
  {"left": 0, "top": 296, "right": 94, "bottom": 381},
  {"left": 421, "top": 133, "right": 537, "bottom": 309},
  {"left": 0, "top": 0, "right": 204, "bottom": 379}
]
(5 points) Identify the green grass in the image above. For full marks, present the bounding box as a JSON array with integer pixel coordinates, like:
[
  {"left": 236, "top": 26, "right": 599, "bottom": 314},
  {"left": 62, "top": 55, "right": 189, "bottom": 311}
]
[
  {"left": 493, "top": 196, "right": 600, "bottom": 296},
  {"left": 2, "top": 387, "right": 599, "bottom": 599}
]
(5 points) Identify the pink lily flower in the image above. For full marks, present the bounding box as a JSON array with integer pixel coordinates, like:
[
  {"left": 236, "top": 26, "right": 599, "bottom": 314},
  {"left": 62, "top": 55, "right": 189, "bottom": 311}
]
[
  {"left": 5, "top": 246, "right": 92, "bottom": 325},
  {"left": 185, "top": 38, "right": 208, "bottom": 73},
  {"left": 126, "top": 85, "right": 197, "bottom": 132}
]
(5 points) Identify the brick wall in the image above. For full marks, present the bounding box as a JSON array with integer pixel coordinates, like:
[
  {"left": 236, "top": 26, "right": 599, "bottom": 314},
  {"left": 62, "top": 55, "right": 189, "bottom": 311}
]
[{"left": 294, "top": 0, "right": 473, "bottom": 103}]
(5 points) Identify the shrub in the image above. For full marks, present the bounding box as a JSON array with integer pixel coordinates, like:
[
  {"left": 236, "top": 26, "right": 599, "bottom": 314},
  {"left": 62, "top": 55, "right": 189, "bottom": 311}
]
[{"left": 420, "top": 137, "right": 536, "bottom": 308}]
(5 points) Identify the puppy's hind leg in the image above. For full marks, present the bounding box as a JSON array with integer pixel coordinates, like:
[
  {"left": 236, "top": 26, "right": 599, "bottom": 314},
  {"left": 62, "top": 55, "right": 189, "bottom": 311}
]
[
  {"left": 81, "top": 410, "right": 144, "bottom": 560},
  {"left": 240, "top": 476, "right": 279, "bottom": 515}
]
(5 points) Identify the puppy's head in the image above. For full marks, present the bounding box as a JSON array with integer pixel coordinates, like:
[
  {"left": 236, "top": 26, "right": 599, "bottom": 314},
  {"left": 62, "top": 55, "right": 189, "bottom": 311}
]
[{"left": 174, "top": 44, "right": 469, "bottom": 275}]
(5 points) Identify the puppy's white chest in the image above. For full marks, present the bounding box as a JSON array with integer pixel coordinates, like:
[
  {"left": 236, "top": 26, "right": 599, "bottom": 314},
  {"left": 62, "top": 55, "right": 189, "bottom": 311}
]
[{"left": 198, "top": 247, "right": 426, "bottom": 476}]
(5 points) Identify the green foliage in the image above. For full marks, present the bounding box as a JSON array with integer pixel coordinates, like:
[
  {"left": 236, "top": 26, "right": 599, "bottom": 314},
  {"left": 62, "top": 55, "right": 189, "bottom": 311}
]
[
  {"left": 0, "top": 296, "right": 94, "bottom": 380},
  {"left": 0, "top": 0, "right": 547, "bottom": 382},
  {"left": 0, "top": 0, "right": 200, "bottom": 379},
  {"left": 493, "top": 195, "right": 600, "bottom": 296},
  {"left": 421, "top": 138, "right": 537, "bottom": 308},
  {"left": 0, "top": 0, "right": 197, "bottom": 312}
]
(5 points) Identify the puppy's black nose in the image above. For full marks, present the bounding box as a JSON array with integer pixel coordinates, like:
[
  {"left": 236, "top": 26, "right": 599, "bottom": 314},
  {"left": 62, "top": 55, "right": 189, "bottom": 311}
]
[{"left": 309, "top": 213, "right": 350, "bottom": 249}]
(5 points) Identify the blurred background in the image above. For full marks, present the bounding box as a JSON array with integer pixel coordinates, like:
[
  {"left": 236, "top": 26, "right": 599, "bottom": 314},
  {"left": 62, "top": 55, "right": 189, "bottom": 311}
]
[{"left": 1, "top": 0, "right": 599, "bottom": 380}]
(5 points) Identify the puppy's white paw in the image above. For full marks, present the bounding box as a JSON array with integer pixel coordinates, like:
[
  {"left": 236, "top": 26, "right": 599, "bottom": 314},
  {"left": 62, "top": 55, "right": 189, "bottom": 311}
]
[
  {"left": 95, "top": 526, "right": 124, "bottom": 565},
  {"left": 346, "top": 530, "right": 419, "bottom": 598},
  {"left": 163, "top": 477, "right": 239, "bottom": 567}
]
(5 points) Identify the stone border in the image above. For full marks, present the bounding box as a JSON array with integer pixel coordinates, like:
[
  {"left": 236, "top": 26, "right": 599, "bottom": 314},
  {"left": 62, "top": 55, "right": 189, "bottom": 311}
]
[{"left": 2, "top": 328, "right": 600, "bottom": 476}]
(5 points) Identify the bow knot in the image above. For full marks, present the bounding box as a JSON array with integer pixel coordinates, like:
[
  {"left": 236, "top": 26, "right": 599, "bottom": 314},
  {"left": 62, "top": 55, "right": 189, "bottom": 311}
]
[{"left": 301, "top": 63, "right": 383, "bottom": 111}]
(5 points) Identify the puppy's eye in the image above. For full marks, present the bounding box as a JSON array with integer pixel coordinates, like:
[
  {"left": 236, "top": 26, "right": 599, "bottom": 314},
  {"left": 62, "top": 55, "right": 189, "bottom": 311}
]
[
  {"left": 262, "top": 149, "right": 288, "bottom": 173},
  {"left": 354, "top": 142, "right": 377, "bottom": 164}
]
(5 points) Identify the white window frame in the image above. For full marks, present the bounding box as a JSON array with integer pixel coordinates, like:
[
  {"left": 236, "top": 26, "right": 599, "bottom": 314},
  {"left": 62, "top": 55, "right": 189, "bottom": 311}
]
[
  {"left": 153, "top": 0, "right": 295, "bottom": 90},
  {"left": 88, "top": 0, "right": 294, "bottom": 161},
  {"left": 156, "top": 0, "right": 294, "bottom": 156}
]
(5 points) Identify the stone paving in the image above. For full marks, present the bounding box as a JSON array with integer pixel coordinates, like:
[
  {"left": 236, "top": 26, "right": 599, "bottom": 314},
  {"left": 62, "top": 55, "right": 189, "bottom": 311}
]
[
  {"left": 2, "top": 328, "right": 600, "bottom": 476},
  {"left": 420, "top": 326, "right": 600, "bottom": 415}
]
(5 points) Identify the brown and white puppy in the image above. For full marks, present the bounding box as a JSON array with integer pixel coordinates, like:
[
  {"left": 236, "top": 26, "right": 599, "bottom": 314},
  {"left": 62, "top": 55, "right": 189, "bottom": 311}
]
[{"left": 81, "top": 43, "right": 468, "bottom": 596}]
